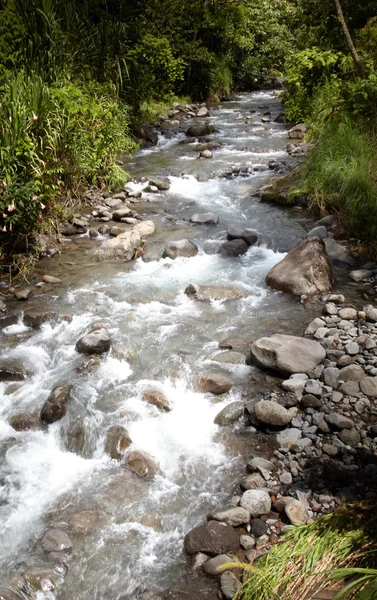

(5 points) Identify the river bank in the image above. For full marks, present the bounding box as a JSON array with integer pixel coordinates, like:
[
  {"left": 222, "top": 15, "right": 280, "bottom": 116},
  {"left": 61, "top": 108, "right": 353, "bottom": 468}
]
[{"left": 0, "top": 91, "right": 377, "bottom": 600}]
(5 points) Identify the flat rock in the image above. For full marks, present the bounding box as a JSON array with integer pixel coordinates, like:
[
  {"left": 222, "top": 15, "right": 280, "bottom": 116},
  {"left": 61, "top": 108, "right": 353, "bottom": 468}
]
[
  {"left": 185, "top": 283, "right": 247, "bottom": 301},
  {"left": 162, "top": 240, "right": 198, "bottom": 259},
  {"left": 349, "top": 269, "right": 372, "bottom": 282},
  {"left": 200, "top": 375, "right": 233, "bottom": 395},
  {"left": 254, "top": 400, "right": 293, "bottom": 427},
  {"left": 190, "top": 212, "right": 219, "bottom": 225},
  {"left": 112, "top": 207, "right": 132, "bottom": 220},
  {"left": 214, "top": 402, "right": 244, "bottom": 425},
  {"left": 250, "top": 334, "right": 326, "bottom": 375},
  {"left": 184, "top": 520, "right": 240, "bottom": 556},
  {"left": 208, "top": 506, "right": 250, "bottom": 527},
  {"left": 339, "top": 364, "right": 365, "bottom": 382},
  {"left": 326, "top": 413, "right": 354, "bottom": 429},
  {"left": 133, "top": 221, "right": 155, "bottom": 236},
  {"left": 265, "top": 238, "right": 333, "bottom": 297},
  {"left": 240, "top": 489, "right": 271, "bottom": 517},
  {"left": 96, "top": 230, "right": 142, "bottom": 261},
  {"left": 212, "top": 351, "right": 246, "bottom": 365}
]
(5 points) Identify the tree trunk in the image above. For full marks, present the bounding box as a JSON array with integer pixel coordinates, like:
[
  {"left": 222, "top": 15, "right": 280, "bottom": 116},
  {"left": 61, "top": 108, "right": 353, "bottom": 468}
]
[{"left": 334, "top": 0, "right": 366, "bottom": 78}]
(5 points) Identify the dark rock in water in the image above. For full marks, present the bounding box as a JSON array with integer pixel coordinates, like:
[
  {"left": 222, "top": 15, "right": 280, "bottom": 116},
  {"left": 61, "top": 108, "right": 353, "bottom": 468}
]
[
  {"left": 226, "top": 225, "right": 258, "bottom": 246},
  {"left": 214, "top": 402, "right": 244, "bottom": 425},
  {"left": 0, "top": 314, "right": 18, "bottom": 329},
  {"left": 0, "top": 366, "right": 25, "bottom": 382},
  {"left": 9, "top": 411, "right": 44, "bottom": 431},
  {"left": 42, "top": 528, "right": 73, "bottom": 553},
  {"left": 41, "top": 385, "right": 73, "bottom": 424},
  {"left": 266, "top": 237, "right": 333, "bottom": 297},
  {"left": 126, "top": 450, "right": 159, "bottom": 478},
  {"left": 217, "top": 239, "right": 249, "bottom": 257},
  {"left": 190, "top": 212, "right": 219, "bottom": 225},
  {"left": 135, "top": 124, "right": 158, "bottom": 146},
  {"left": 274, "top": 112, "right": 286, "bottom": 123},
  {"left": 23, "top": 310, "right": 58, "bottom": 328},
  {"left": 185, "top": 283, "right": 247, "bottom": 302},
  {"left": 142, "top": 389, "right": 171, "bottom": 412},
  {"left": 162, "top": 240, "right": 198, "bottom": 259},
  {"left": 184, "top": 520, "right": 240, "bottom": 556},
  {"left": 186, "top": 123, "right": 212, "bottom": 137},
  {"left": 105, "top": 425, "right": 132, "bottom": 460},
  {"left": 199, "top": 375, "right": 233, "bottom": 395},
  {"left": 89, "top": 228, "right": 99, "bottom": 238},
  {"left": 76, "top": 328, "right": 111, "bottom": 354}
]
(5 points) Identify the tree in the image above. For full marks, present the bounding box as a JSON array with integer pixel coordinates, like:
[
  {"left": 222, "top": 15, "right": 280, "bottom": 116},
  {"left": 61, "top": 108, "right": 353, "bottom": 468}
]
[{"left": 334, "top": 0, "right": 365, "bottom": 78}]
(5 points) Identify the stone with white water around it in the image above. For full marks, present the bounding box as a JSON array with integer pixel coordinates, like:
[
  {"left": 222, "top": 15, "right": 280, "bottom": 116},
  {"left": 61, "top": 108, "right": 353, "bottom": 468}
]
[
  {"left": 96, "top": 230, "right": 142, "bottom": 261},
  {"left": 200, "top": 375, "right": 233, "bottom": 395},
  {"left": 185, "top": 283, "right": 247, "bottom": 301},
  {"left": 190, "top": 212, "right": 219, "bottom": 225},
  {"left": 162, "top": 240, "right": 198, "bottom": 259},
  {"left": 217, "top": 239, "right": 249, "bottom": 257},
  {"left": 226, "top": 225, "right": 258, "bottom": 246}
]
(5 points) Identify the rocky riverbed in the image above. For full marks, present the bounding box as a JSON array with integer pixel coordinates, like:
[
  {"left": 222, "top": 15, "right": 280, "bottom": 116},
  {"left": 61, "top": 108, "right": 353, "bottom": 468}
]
[{"left": 1, "top": 91, "right": 377, "bottom": 600}]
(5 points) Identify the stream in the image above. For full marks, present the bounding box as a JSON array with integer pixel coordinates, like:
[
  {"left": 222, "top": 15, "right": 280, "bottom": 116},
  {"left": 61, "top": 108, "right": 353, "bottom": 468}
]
[{"left": 0, "top": 91, "right": 339, "bottom": 599}]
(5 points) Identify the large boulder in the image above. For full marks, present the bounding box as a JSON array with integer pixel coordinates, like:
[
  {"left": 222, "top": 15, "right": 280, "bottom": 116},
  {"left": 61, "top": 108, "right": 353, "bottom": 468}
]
[
  {"left": 126, "top": 450, "right": 159, "bottom": 478},
  {"left": 162, "top": 240, "right": 198, "bottom": 259},
  {"left": 105, "top": 425, "right": 132, "bottom": 460},
  {"left": 254, "top": 400, "right": 293, "bottom": 427},
  {"left": 190, "top": 213, "right": 219, "bottom": 225},
  {"left": 265, "top": 238, "right": 333, "bottom": 297},
  {"left": 96, "top": 230, "right": 142, "bottom": 261},
  {"left": 185, "top": 283, "right": 247, "bottom": 302},
  {"left": 226, "top": 225, "right": 258, "bottom": 246},
  {"left": 250, "top": 334, "right": 326, "bottom": 375},
  {"left": 217, "top": 239, "right": 249, "bottom": 257},
  {"left": 184, "top": 520, "right": 240, "bottom": 556},
  {"left": 186, "top": 123, "right": 212, "bottom": 137},
  {"left": 40, "top": 386, "right": 73, "bottom": 424},
  {"left": 76, "top": 328, "right": 111, "bottom": 354}
]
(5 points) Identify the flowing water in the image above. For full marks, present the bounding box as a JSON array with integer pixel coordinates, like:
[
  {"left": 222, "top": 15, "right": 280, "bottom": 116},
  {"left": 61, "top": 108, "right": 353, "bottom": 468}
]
[{"left": 0, "top": 92, "right": 329, "bottom": 599}]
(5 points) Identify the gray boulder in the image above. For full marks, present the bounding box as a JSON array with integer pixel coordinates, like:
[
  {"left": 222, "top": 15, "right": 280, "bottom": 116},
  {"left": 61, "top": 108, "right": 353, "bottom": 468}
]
[
  {"left": 221, "top": 572, "right": 242, "bottom": 599},
  {"left": 162, "top": 240, "right": 198, "bottom": 259},
  {"left": 217, "top": 239, "right": 249, "bottom": 257},
  {"left": 76, "top": 328, "right": 111, "bottom": 354},
  {"left": 184, "top": 521, "right": 240, "bottom": 556},
  {"left": 250, "top": 334, "right": 326, "bottom": 375},
  {"left": 324, "top": 238, "right": 355, "bottom": 265},
  {"left": 266, "top": 238, "right": 333, "bottom": 297},
  {"left": 307, "top": 226, "right": 328, "bottom": 239},
  {"left": 226, "top": 225, "right": 258, "bottom": 246},
  {"left": 203, "top": 555, "right": 235, "bottom": 576},
  {"left": 190, "top": 212, "right": 219, "bottom": 225},
  {"left": 254, "top": 400, "right": 293, "bottom": 427},
  {"left": 208, "top": 506, "right": 250, "bottom": 527},
  {"left": 185, "top": 283, "right": 247, "bottom": 302}
]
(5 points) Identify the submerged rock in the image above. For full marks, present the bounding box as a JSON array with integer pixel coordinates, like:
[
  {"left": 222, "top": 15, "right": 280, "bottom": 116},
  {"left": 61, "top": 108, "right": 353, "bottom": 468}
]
[
  {"left": 42, "top": 529, "right": 73, "bottom": 553},
  {"left": 250, "top": 334, "right": 326, "bottom": 375},
  {"left": 9, "top": 411, "right": 44, "bottom": 431},
  {"left": 266, "top": 237, "right": 333, "bottom": 297},
  {"left": 185, "top": 283, "right": 247, "bottom": 301}
]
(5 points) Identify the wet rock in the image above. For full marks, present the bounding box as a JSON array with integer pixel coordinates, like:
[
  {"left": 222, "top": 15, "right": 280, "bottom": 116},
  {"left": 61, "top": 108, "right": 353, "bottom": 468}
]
[
  {"left": 133, "top": 221, "right": 155, "bottom": 237},
  {"left": 326, "top": 413, "right": 354, "bottom": 429},
  {"left": 240, "top": 489, "right": 271, "bottom": 517},
  {"left": 200, "top": 375, "right": 233, "bottom": 395},
  {"left": 98, "top": 224, "right": 109, "bottom": 235},
  {"left": 9, "top": 411, "right": 44, "bottom": 431},
  {"left": 217, "top": 239, "right": 249, "bottom": 257},
  {"left": 254, "top": 400, "right": 293, "bottom": 427},
  {"left": 220, "top": 571, "right": 242, "bottom": 599},
  {"left": 42, "top": 528, "right": 73, "bottom": 553},
  {"left": 42, "top": 275, "right": 61, "bottom": 284},
  {"left": 349, "top": 269, "right": 372, "bottom": 282},
  {"left": 149, "top": 178, "right": 170, "bottom": 191},
  {"left": 184, "top": 520, "right": 240, "bottom": 556},
  {"left": 139, "top": 511, "right": 163, "bottom": 531},
  {"left": 105, "top": 425, "right": 132, "bottom": 460},
  {"left": 61, "top": 223, "right": 78, "bottom": 236},
  {"left": 360, "top": 377, "right": 377, "bottom": 397},
  {"left": 190, "top": 212, "right": 219, "bottom": 225},
  {"left": 208, "top": 506, "right": 250, "bottom": 526},
  {"left": 142, "top": 389, "right": 171, "bottom": 411},
  {"left": 162, "top": 240, "right": 198, "bottom": 259},
  {"left": 135, "top": 124, "right": 158, "bottom": 146},
  {"left": 214, "top": 402, "right": 244, "bottom": 425},
  {"left": 76, "top": 328, "right": 111, "bottom": 354},
  {"left": 203, "top": 555, "right": 235, "bottom": 576},
  {"left": 109, "top": 226, "right": 125, "bottom": 237},
  {"left": 265, "top": 238, "right": 333, "bottom": 297},
  {"left": 41, "top": 385, "right": 73, "bottom": 424},
  {"left": 250, "top": 334, "right": 326, "bottom": 375},
  {"left": 307, "top": 226, "right": 327, "bottom": 239},
  {"left": 23, "top": 310, "right": 58, "bottom": 328},
  {"left": 226, "top": 225, "right": 258, "bottom": 246},
  {"left": 96, "top": 230, "right": 142, "bottom": 261},
  {"left": 68, "top": 510, "right": 101, "bottom": 535},
  {"left": 285, "top": 499, "right": 308, "bottom": 525},
  {"left": 15, "top": 288, "right": 32, "bottom": 301},
  {"left": 24, "top": 567, "right": 64, "bottom": 592},
  {"left": 186, "top": 123, "right": 212, "bottom": 137},
  {"left": 0, "top": 366, "right": 25, "bottom": 382},
  {"left": 185, "top": 283, "right": 247, "bottom": 302},
  {"left": 200, "top": 150, "right": 213, "bottom": 159},
  {"left": 126, "top": 450, "right": 159, "bottom": 478}
]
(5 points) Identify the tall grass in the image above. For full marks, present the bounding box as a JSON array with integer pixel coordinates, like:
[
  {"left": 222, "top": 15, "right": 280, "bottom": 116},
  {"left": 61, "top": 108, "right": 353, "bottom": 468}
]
[{"left": 302, "top": 117, "right": 377, "bottom": 241}]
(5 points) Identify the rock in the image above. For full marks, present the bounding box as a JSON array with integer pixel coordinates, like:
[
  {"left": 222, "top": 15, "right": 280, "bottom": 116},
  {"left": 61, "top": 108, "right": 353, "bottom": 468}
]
[
  {"left": 226, "top": 225, "right": 258, "bottom": 246},
  {"left": 250, "top": 334, "right": 326, "bottom": 375},
  {"left": 265, "top": 238, "right": 333, "bottom": 297},
  {"left": 251, "top": 518, "right": 267, "bottom": 537},
  {"left": 339, "top": 380, "right": 360, "bottom": 396},
  {"left": 61, "top": 223, "right": 78, "bottom": 236},
  {"left": 324, "top": 238, "right": 355, "bottom": 265},
  {"left": 0, "top": 366, "right": 25, "bottom": 382},
  {"left": 220, "top": 572, "right": 242, "bottom": 599},
  {"left": 109, "top": 226, "right": 125, "bottom": 237},
  {"left": 190, "top": 212, "right": 219, "bottom": 225},
  {"left": 317, "top": 215, "right": 335, "bottom": 227},
  {"left": 42, "top": 275, "right": 61, "bottom": 284},
  {"left": 208, "top": 506, "right": 250, "bottom": 527},
  {"left": 186, "top": 123, "right": 212, "bottom": 137},
  {"left": 360, "top": 377, "right": 377, "bottom": 397},
  {"left": 345, "top": 342, "right": 359, "bottom": 356},
  {"left": 24, "top": 567, "right": 64, "bottom": 592},
  {"left": 276, "top": 428, "right": 302, "bottom": 449},
  {"left": 217, "top": 239, "right": 249, "bottom": 257},
  {"left": 23, "top": 310, "right": 57, "bottom": 328},
  {"left": 240, "top": 490, "right": 271, "bottom": 517},
  {"left": 203, "top": 555, "right": 235, "bottom": 576},
  {"left": 339, "top": 365, "right": 365, "bottom": 382},
  {"left": 133, "top": 221, "right": 155, "bottom": 237},
  {"left": 323, "top": 367, "right": 339, "bottom": 389},
  {"left": 10, "top": 412, "right": 44, "bottom": 431},
  {"left": 338, "top": 308, "right": 357, "bottom": 320},
  {"left": 301, "top": 394, "right": 322, "bottom": 409},
  {"left": 214, "top": 402, "right": 244, "bottom": 425},
  {"left": 200, "top": 150, "right": 213, "bottom": 158},
  {"left": 184, "top": 520, "right": 240, "bottom": 556},
  {"left": 76, "top": 328, "right": 111, "bottom": 354},
  {"left": 307, "top": 226, "right": 328, "bottom": 239},
  {"left": 42, "top": 529, "right": 73, "bottom": 553},
  {"left": 105, "top": 198, "right": 122, "bottom": 208},
  {"left": 200, "top": 375, "right": 233, "bottom": 395},
  {"left": 142, "top": 389, "right": 171, "bottom": 411},
  {"left": 162, "top": 240, "right": 198, "bottom": 259},
  {"left": 305, "top": 318, "right": 326, "bottom": 335},
  {"left": 240, "top": 535, "right": 256, "bottom": 550},
  {"left": 288, "top": 123, "right": 307, "bottom": 139},
  {"left": 240, "top": 473, "right": 266, "bottom": 490},
  {"left": 185, "top": 283, "right": 247, "bottom": 301},
  {"left": 197, "top": 106, "right": 209, "bottom": 117},
  {"left": 285, "top": 499, "right": 308, "bottom": 525},
  {"left": 41, "top": 385, "right": 73, "bottom": 424},
  {"left": 126, "top": 450, "right": 159, "bottom": 478},
  {"left": 98, "top": 224, "right": 109, "bottom": 235},
  {"left": 339, "top": 428, "right": 361, "bottom": 447},
  {"left": 365, "top": 305, "right": 377, "bottom": 323},
  {"left": 280, "top": 472, "right": 293, "bottom": 485},
  {"left": 247, "top": 457, "right": 276, "bottom": 474},
  {"left": 105, "top": 425, "right": 132, "bottom": 460},
  {"left": 149, "top": 178, "right": 170, "bottom": 191},
  {"left": 212, "top": 351, "right": 245, "bottom": 365},
  {"left": 326, "top": 413, "right": 354, "bottom": 429},
  {"left": 254, "top": 400, "right": 293, "bottom": 427},
  {"left": 136, "top": 124, "right": 158, "bottom": 146},
  {"left": 15, "top": 288, "right": 31, "bottom": 301},
  {"left": 349, "top": 269, "right": 372, "bottom": 282},
  {"left": 68, "top": 510, "right": 101, "bottom": 535},
  {"left": 96, "top": 230, "right": 142, "bottom": 261},
  {"left": 282, "top": 379, "right": 305, "bottom": 398}
]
